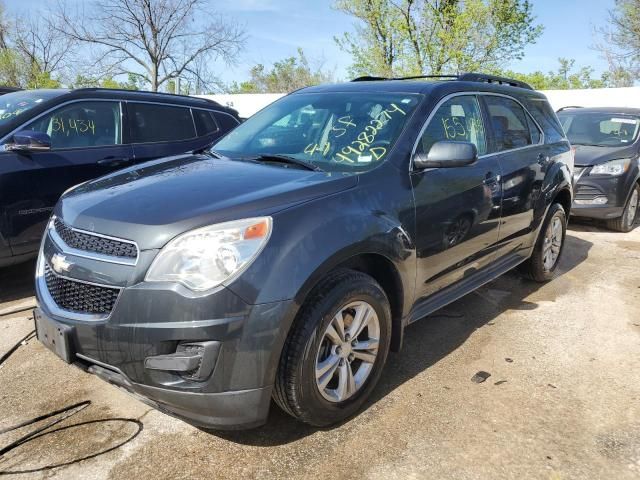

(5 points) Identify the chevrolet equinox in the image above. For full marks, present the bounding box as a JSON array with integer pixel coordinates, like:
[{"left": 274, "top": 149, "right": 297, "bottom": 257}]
[{"left": 34, "top": 74, "right": 573, "bottom": 429}]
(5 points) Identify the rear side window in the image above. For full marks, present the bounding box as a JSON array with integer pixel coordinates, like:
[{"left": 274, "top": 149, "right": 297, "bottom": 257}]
[
  {"left": 484, "top": 96, "right": 532, "bottom": 152},
  {"left": 417, "top": 95, "right": 487, "bottom": 156},
  {"left": 212, "top": 111, "right": 240, "bottom": 132},
  {"left": 129, "top": 103, "right": 195, "bottom": 143},
  {"left": 526, "top": 97, "right": 566, "bottom": 143},
  {"left": 192, "top": 109, "right": 219, "bottom": 136},
  {"left": 22, "top": 101, "right": 121, "bottom": 149}
]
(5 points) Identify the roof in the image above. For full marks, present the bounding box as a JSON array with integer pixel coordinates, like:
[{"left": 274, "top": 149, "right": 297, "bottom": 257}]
[
  {"left": 10, "top": 87, "right": 237, "bottom": 115},
  {"left": 297, "top": 78, "right": 547, "bottom": 101}
]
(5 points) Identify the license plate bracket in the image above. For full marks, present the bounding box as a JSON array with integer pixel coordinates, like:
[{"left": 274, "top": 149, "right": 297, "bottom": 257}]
[{"left": 34, "top": 309, "right": 74, "bottom": 363}]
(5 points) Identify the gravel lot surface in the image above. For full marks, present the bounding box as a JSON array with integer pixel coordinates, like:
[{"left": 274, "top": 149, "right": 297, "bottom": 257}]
[{"left": 1, "top": 221, "right": 639, "bottom": 479}]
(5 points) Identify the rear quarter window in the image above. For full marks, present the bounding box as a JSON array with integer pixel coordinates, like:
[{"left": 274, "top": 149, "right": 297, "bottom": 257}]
[
  {"left": 524, "top": 97, "right": 566, "bottom": 143},
  {"left": 193, "top": 109, "right": 219, "bottom": 136},
  {"left": 212, "top": 111, "right": 240, "bottom": 132}
]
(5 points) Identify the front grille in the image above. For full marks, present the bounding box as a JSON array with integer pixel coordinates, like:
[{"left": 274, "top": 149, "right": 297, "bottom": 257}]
[
  {"left": 44, "top": 263, "right": 120, "bottom": 315},
  {"left": 575, "top": 184, "right": 604, "bottom": 201},
  {"left": 54, "top": 218, "right": 138, "bottom": 259}
]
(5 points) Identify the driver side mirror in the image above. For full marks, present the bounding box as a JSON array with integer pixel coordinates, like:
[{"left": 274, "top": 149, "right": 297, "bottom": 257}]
[
  {"left": 5, "top": 130, "right": 51, "bottom": 153},
  {"left": 414, "top": 140, "right": 478, "bottom": 169}
]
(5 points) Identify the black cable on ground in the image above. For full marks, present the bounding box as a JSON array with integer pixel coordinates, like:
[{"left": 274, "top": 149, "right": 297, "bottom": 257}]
[
  {"left": 0, "top": 330, "right": 35, "bottom": 367},
  {"left": 0, "top": 305, "right": 36, "bottom": 318},
  {"left": 0, "top": 401, "right": 91, "bottom": 458}
]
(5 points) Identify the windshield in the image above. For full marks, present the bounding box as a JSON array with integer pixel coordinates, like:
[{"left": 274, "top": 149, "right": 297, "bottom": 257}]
[
  {"left": 558, "top": 112, "right": 640, "bottom": 147},
  {"left": 0, "top": 90, "right": 64, "bottom": 126},
  {"left": 214, "top": 92, "right": 421, "bottom": 172}
]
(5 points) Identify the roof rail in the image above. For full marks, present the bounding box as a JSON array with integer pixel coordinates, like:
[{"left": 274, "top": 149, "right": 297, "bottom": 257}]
[
  {"left": 556, "top": 106, "right": 583, "bottom": 112},
  {"left": 351, "top": 74, "right": 458, "bottom": 82},
  {"left": 351, "top": 72, "right": 533, "bottom": 90},
  {"left": 70, "top": 87, "right": 221, "bottom": 105},
  {"left": 457, "top": 73, "right": 533, "bottom": 90}
]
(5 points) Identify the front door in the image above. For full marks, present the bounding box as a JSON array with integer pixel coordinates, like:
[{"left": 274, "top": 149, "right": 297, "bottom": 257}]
[
  {"left": 0, "top": 100, "right": 133, "bottom": 255},
  {"left": 411, "top": 94, "right": 503, "bottom": 299}
]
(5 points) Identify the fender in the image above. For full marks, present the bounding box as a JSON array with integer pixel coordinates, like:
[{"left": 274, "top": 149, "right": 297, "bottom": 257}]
[
  {"left": 528, "top": 150, "right": 573, "bottom": 254},
  {"left": 226, "top": 186, "right": 416, "bottom": 310}
]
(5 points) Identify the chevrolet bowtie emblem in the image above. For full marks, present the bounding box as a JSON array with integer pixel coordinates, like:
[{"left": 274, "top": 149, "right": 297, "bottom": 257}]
[{"left": 51, "top": 253, "right": 72, "bottom": 274}]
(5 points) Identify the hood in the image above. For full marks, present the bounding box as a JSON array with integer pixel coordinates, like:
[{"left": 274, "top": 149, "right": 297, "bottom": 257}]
[
  {"left": 58, "top": 154, "right": 358, "bottom": 250},
  {"left": 573, "top": 144, "right": 638, "bottom": 167}
]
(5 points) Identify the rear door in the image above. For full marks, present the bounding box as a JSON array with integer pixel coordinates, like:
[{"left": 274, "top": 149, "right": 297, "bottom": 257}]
[
  {"left": 0, "top": 100, "right": 133, "bottom": 255},
  {"left": 481, "top": 94, "right": 547, "bottom": 258},
  {"left": 411, "top": 94, "right": 503, "bottom": 299},
  {"left": 127, "top": 102, "right": 211, "bottom": 163}
]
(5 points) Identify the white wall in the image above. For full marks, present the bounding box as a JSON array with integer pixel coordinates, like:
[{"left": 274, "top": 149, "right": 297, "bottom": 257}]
[
  {"left": 198, "top": 87, "right": 640, "bottom": 119},
  {"left": 195, "top": 93, "right": 285, "bottom": 118},
  {"left": 539, "top": 87, "right": 640, "bottom": 111}
]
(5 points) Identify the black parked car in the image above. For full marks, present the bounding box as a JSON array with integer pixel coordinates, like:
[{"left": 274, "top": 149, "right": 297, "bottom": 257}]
[
  {"left": 0, "top": 88, "right": 240, "bottom": 267},
  {"left": 557, "top": 107, "right": 640, "bottom": 232},
  {"left": 34, "top": 74, "right": 573, "bottom": 429}
]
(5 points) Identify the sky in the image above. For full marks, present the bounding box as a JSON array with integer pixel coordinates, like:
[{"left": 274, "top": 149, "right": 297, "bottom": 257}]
[{"left": 4, "top": 0, "right": 618, "bottom": 85}]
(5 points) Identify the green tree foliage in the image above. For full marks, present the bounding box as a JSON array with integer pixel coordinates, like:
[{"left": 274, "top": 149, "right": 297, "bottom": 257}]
[
  {"left": 70, "top": 73, "right": 144, "bottom": 90},
  {"left": 334, "top": 0, "right": 543, "bottom": 77},
  {"left": 228, "top": 48, "right": 334, "bottom": 93},
  {"left": 593, "top": 0, "right": 640, "bottom": 86},
  {"left": 498, "top": 58, "right": 615, "bottom": 90}
]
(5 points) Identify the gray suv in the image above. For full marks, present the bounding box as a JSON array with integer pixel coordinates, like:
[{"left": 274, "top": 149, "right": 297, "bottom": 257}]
[{"left": 34, "top": 74, "right": 573, "bottom": 429}]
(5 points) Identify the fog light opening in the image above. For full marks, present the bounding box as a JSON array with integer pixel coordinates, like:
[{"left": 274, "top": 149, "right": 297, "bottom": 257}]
[{"left": 575, "top": 196, "right": 608, "bottom": 205}]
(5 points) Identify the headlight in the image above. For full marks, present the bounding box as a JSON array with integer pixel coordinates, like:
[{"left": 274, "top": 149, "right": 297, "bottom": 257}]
[
  {"left": 589, "top": 158, "right": 631, "bottom": 176},
  {"left": 146, "top": 217, "right": 272, "bottom": 291}
]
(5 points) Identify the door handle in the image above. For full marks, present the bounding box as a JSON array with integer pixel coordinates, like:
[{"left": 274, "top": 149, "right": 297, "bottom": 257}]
[
  {"left": 483, "top": 172, "right": 501, "bottom": 185},
  {"left": 537, "top": 153, "right": 549, "bottom": 165},
  {"left": 98, "top": 157, "right": 132, "bottom": 167}
]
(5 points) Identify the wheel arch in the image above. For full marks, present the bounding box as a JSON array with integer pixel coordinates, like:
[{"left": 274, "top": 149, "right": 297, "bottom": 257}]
[
  {"left": 293, "top": 251, "right": 406, "bottom": 353},
  {"left": 552, "top": 187, "right": 572, "bottom": 217}
]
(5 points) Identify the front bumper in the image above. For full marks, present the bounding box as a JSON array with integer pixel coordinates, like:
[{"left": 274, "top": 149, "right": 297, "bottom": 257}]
[
  {"left": 571, "top": 167, "right": 635, "bottom": 219},
  {"left": 35, "top": 224, "right": 296, "bottom": 430}
]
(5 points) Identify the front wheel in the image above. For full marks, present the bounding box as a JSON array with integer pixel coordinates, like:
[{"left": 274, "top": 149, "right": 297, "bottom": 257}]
[
  {"left": 606, "top": 183, "right": 639, "bottom": 233},
  {"left": 273, "top": 270, "right": 391, "bottom": 427},
  {"left": 520, "top": 203, "right": 567, "bottom": 282}
]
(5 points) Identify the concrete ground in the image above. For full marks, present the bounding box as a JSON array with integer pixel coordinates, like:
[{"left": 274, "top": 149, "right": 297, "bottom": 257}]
[{"left": 0, "top": 221, "right": 639, "bottom": 480}]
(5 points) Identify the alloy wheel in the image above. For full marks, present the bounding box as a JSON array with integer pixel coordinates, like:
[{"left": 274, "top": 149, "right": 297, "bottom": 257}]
[
  {"left": 627, "top": 188, "right": 639, "bottom": 229},
  {"left": 315, "top": 301, "right": 380, "bottom": 403},
  {"left": 542, "top": 214, "right": 563, "bottom": 272}
]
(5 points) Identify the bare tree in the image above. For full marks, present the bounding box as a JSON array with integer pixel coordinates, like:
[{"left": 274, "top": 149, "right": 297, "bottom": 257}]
[
  {"left": 12, "top": 16, "right": 77, "bottom": 84},
  {"left": 55, "top": 0, "right": 245, "bottom": 91}
]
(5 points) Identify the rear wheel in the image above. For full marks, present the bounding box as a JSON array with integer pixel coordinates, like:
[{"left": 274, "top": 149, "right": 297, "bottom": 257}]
[
  {"left": 520, "top": 203, "right": 567, "bottom": 282},
  {"left": 606, "top": 184, "right": 639, "bottom": 233},
  {"left": 273, "top": 270, "right": 391, "bottom": 426}
]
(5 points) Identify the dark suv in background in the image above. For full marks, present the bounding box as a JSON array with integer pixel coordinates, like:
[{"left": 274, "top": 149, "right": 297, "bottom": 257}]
[
  {"left": 0, "top": 88, "right": 240, "bottom": 267},
  {"left": 557, "top": 107, "right": 640, "bottom": 232},
  {"left": 34, "top": 74, "right": 573, "bottom": 429}
]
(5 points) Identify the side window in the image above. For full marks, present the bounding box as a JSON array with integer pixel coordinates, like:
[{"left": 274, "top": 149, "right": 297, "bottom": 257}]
[
  {"left": 213, "top": 111, "right": 241, "bottom": 131},
  {"left": 193, "top": 109, "right": 219, "bottom": 136},
  {"left": 418, "top": 95, "right": 487, "bottom": 156},
  {"left": 484, "top": 96, "right": 532, "bottom": 152},
  {"left": 527, "top": 98, "right": 565, "bottom": 143},
  {"left": 527, "top": 114, "right": 542, "bottom": 144},
  {"left": 129, "top": 103, "right": 196, "bottom": 143},
  {"left": 22, "top": 101, "right": 121, "bottom": 149}
]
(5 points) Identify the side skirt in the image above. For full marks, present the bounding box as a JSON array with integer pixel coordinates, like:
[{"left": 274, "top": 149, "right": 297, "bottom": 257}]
[{"left": 405, "top": 252, "right": 526, "bottom": 327}]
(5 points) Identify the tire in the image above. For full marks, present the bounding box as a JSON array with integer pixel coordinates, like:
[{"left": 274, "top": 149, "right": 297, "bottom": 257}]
[
  {"left": 273, "top": 269, "right": 391, "bottom": 427},
  {"left": 605, "top": 183, "right": 640, "bottom": 233},
  {"left": 520, "top": 203, "right": 567, "bottom": 283}
]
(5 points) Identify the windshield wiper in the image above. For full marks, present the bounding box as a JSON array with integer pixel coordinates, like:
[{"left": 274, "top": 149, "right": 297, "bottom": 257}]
[{"left": 246, "top": 153, "right": 323, "bottom": 172}]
